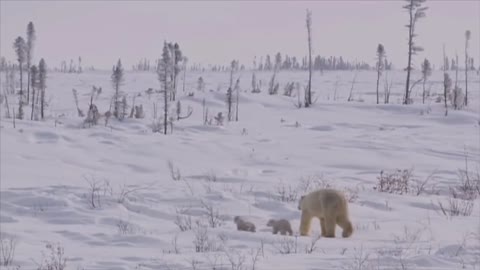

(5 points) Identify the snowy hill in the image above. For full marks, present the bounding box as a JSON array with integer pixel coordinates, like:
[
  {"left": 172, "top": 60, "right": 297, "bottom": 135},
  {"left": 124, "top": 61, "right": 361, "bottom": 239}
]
[{"left": 1, "top": 69, "right": 479, "bottom": 270}]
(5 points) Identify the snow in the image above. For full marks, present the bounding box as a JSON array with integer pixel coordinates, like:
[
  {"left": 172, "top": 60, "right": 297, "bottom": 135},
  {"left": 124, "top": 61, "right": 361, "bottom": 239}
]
[{"left": 1, "top": 69, "right": 479, "bottom": 270}]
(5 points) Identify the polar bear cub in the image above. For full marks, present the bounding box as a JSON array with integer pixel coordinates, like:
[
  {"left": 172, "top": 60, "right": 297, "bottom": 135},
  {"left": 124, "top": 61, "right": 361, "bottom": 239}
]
[
  {"left": 233, "top": 216, "right": 256, "bottom": 232},
  {"left": 266, "top": 219, "right": 293, "bottom": 235}
]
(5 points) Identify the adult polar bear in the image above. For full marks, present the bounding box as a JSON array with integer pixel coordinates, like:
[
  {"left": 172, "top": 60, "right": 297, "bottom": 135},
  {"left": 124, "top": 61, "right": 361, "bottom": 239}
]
[{"left": 298, "top": 188, "right": 353, "bottom": 238}]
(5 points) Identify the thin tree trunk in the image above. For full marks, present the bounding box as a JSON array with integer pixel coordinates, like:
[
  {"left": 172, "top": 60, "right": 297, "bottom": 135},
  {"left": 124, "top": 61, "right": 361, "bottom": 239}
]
[
  {"left": 36, "top": 87, "right": 40, "bottom": 105},
  {"left": 114, "top": 84, "right": 119, "bottom": 118},
  {"left": 443, "top": 44, "right": 448, "bottom": 116},
  {"left": 422, "top": 79, "right": 426, "bottom": 104},
  {"left": 235, "top": 85, "right": 239, "bottom": 122},
  {"left": 164, "top": 69, "right": 168, "bottom": 135},
  {"left": 455, "top": 54, "right": 459, "bottom": 89},
  {"left": 4, "top": 91, "right": 10, "bottom": 119},
  {"left": 27, "top": 68, "right": 30, "bottom": 104},
  {"left": 31, "top": 85, "right": 35, "bottom": 120},
  {"left": 306, "top": 10, "right": 312, "bottom": 107},
  {"left": 307, "top": 34, "right": 312, "bottom": 107},
  {"left": 41, "top": 88, "right": 45, "bottom": 119},
  {"left": 465, "top": 39, "right": 468, "bottom": 106},
  {"left": 19, "top": 63, "right": 23, "bottom": 103},
  {"left": 376, "top": 69, "right": 380, "bottom": 104},
  {"left": 404, "top": 3, "right": 413, "bottom": 105}
]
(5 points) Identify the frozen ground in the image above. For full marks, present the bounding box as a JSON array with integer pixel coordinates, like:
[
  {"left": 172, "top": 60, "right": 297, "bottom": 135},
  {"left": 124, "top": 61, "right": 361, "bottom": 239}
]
[{"left": 1, "top": 69, "right": 479, "bottom": 270}]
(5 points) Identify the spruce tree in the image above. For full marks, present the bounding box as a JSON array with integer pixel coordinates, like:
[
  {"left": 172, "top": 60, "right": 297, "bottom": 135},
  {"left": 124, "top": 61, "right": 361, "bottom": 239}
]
[{"left": 26, "top": 22, "right": 36, "bottom": 104}]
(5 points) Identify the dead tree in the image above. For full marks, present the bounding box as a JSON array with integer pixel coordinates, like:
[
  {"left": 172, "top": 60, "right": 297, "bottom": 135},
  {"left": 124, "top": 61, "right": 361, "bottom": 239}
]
[
  {"left": 403, "top": 0, "right": 427, "bottom": 104},
  {"left": 305, "top": 9, "right": 313, "bottom": 107},
  {"left": 464, "top": 30, "right": 470, "bottom": 106},
  {"left": 30, "top": 65, "right": 37, "bottom": 120}
]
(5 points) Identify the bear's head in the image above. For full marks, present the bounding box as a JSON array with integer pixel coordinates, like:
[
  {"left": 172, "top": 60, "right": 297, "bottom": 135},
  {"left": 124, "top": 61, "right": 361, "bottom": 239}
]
[
  {"left": 233, "top": 216, "right": 240, "bottom": 224},
  {"left": 298, "top": 195, "right": 305, "bottom": 210},
  {"left": 266, "top": 219, "right": 275, "bottom": 227}
]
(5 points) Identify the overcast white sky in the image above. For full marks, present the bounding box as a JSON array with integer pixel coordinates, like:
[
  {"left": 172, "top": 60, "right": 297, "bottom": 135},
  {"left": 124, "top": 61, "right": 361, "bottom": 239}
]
[{"left": 1, "top": 0, "right": 479, "bottom": 70}]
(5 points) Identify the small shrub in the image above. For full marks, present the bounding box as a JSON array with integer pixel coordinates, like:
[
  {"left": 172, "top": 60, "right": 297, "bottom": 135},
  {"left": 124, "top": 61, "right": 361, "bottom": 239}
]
[
  {"left": 84, "top": 176, "right": 108, "bottom": 209},
  {"left": 343, "top": 187, "right": 359, "bottom": 203},
  {"left": 192, "top": 221, "right": 219, "bottom": 253},
  {"left": 450, "top": 168, "right": 480, "bottom": 201},
  {"left": 0, "top": 236, "right": 16, "bottom": 267},
  {"left": 214, "top": 112, "right": 224, "bottom": 126},
  {"left": 304, "top": 233, "right": 321, "bottom": 254},
  {"left": 224, "top": 248, "right": 247, "bottom": 270},
  {"left": 283, "top": 82, "right": 295, "bottom": 96},
  {"left": 297, "top": 175, "right": 331, "bottom": 194},
  {"left": 275, "top": 183, "right": 298, "bottom": 202},
  {"left": 37, "top": 243, "right": 67, "bottom": 270},
  {"left": 84, "top": 104, "right": 100, "bottom": 127},
  {"left": 200, "top": 201, "right": 226, "bottom": 228},
  {"left": 374, "top": 169, "right": 412, "bottom": 195},
  {"left": 174, "top": 207, "right": 194, "bottom": 232},
  {"left": 167, "top": 160, "right": 181, "bottom": 181},
  {"left": 117, "top": 219, "right": 136, "bottom": 235},
  {"left": 273, "top": 235, "right": 298, "bottom": 254},
  {"left": 437, "top": 198, "right": 474, "bottom": 217}
]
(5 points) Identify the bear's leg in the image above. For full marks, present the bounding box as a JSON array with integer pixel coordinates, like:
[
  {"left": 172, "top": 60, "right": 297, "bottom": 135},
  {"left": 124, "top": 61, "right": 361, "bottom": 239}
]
[
  {"left": 337, "top": 215, "right": 353, "bottom": 238},
  {"left": 320, "top": 218, "right": 327, "bottom": 237},
  {"left": 299, "top": 211, "right": 312, "bottom": 236},
  {"left": 273, "top": 227, "right": 278, "bottom": 234},
  {"left": 323, "top": 212, "right": 337, "bottom": 238},
  {"left": 287, "top": 228, "right": 293, "bottom": 236}
]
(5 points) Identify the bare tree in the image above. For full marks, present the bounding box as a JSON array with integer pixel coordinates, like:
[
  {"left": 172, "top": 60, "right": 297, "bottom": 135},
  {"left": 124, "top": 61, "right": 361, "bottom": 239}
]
[
  {"left": 464, "top": 30, "right": 470, "bottom": 106},
  {"left": 235, "top": 78, "right": 240, "bottom": 121},
  {"left": 13, "top": 36, "right": 26, "bottom": 104},
  {"left": 111, "top": 59, "right": 124, "bottom": 119},
  {"left": 305, "top": 9, "right": 313, "bottom": 107},
  {"left": 421, "top": 58, "right": 432, "bottom": 104},
  {"left": 403, "top": 0, "right": 427, "bottom": 104},
  {"left": 38, "top": 58, "right": 47, "bottom": 119},
  {"left": 26, "top": 22, "right": 36, "bottom": 104},
  {"left": 376, "top": 44, "right": 385, "bottom": 104}
]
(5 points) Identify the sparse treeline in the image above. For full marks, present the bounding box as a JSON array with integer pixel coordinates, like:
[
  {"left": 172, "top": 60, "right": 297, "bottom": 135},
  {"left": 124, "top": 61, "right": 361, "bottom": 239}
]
[
  {"left": 57, "top": 57, "right": 83, "bottom": 73},
  {"left": 7, "top": 21, "right": 48, "bottom": 121},
  {"left": 190, "top": 54, "right": 381, "bottom": 73},
  {"left": 443, "top": 56, "right": 475, "bottom": 71},
  {"left": 256, "top": 54, "right": 378, "bottom": 72},
  {"left": 132, "top": 58, "right": 152, "bottom": 71}
]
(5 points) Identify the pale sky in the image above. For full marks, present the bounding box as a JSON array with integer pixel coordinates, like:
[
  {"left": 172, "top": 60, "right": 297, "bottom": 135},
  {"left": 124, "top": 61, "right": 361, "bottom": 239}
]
[{"left": 1, "top": 0, "right": 479, "bottom": 70}]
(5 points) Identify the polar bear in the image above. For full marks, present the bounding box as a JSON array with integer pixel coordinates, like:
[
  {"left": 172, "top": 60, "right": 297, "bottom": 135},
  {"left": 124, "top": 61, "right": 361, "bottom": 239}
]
[
  {"left": 233, "top": 216, "right": 256, "bottom": 232},
  {"left": 267, "top": 219, "right": 293, "bottom": 235},
  {"left": 297, "top": 188, "right": 353, "bottom": 238}
]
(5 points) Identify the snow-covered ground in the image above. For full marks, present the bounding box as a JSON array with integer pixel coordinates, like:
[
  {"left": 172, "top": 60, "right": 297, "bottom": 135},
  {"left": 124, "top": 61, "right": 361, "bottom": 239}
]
[{"left": 1, "top": 69, "right": 479, "bottom": 270}]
